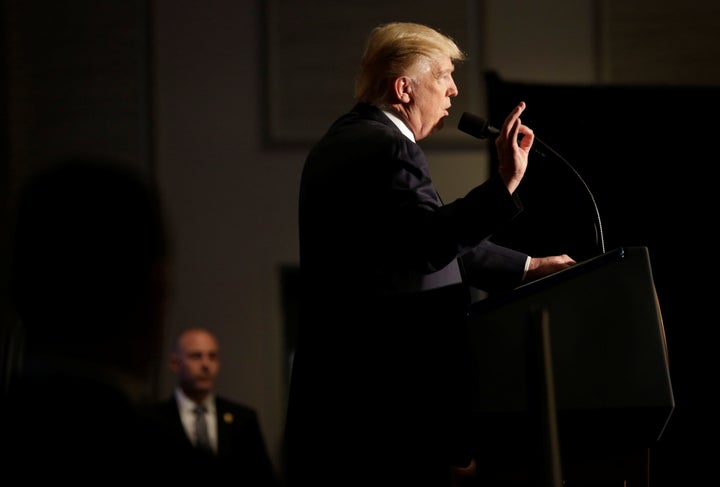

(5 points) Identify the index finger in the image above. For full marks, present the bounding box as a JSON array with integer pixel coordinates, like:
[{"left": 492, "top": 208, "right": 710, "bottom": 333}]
[{"left": 502, "top": 101, "right": 526, "bottom": 139}]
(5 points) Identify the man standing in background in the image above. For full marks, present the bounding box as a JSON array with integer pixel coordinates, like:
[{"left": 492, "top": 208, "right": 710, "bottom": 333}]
[{"left": 153, "top": 326, "right": 279, "bottom": 487}]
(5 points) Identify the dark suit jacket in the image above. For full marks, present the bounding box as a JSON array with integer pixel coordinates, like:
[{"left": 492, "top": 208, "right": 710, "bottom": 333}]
[
  {"left": 152, "top": 395, "right": 279, "bottom": 487},
  {"left": 285, "top": 103, "right": 531, "bottom": 486}
]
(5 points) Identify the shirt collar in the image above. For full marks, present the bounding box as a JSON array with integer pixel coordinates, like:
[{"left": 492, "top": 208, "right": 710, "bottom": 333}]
[
  {"left": 174, "top": 386, "right": 215, "bottom": 413},
  {"left": 382, "top": 109, "right": 415, "bottom": 143}
]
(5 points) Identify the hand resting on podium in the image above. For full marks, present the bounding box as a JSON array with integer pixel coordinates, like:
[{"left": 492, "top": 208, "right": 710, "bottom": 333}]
[{"left": 524, "top": 254, "right": 576, "bottom": 283}]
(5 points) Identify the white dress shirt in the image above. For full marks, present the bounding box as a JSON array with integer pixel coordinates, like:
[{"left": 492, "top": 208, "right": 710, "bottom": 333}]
[{"left": 174, "top": 387, "right": 218, "bottom": 453}]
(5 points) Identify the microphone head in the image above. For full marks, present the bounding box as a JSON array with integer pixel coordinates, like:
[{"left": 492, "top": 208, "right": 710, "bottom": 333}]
[{"left": 458, "top": 112, "right": 500, "bottom": 139}]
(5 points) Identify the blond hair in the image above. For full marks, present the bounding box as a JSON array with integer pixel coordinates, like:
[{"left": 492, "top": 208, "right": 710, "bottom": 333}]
[{"left": 354, "top": 22, "right": 466, "bottom": 105}]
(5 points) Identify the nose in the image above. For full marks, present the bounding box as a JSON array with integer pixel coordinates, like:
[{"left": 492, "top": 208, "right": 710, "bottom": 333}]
[{"left": 448, "top": 77, "right": 458, "bottom": 97}]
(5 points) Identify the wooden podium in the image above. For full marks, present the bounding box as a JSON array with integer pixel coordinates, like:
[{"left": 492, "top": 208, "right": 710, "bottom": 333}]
[{"left": 465, "top": 246, "right": 674, "bottom": 487}]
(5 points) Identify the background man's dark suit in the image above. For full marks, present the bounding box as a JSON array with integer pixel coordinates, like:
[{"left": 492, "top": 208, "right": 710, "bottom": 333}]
[{"left": 153, "top": 395, "right": 279, "bottom": 486}]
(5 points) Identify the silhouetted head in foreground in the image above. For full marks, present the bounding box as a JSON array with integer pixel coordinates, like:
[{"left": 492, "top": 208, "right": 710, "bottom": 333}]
[{"left": 9, "top": 157, "right": 169, "bottom": 383}]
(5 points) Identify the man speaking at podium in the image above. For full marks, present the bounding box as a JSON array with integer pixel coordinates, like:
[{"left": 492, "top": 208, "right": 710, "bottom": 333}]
[{"left": 283, "top": 21, "right": 576, "bottom": 487}]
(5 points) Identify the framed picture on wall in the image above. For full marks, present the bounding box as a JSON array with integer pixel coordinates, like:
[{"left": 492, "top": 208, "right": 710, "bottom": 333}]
[{"left": 263, "top": 0, "right": 487, "bottom": 149}]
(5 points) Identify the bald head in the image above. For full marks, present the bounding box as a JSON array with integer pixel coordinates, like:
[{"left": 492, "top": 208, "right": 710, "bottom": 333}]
[{"left": 169, "top": 327, "right": 220, "bottom": 403}]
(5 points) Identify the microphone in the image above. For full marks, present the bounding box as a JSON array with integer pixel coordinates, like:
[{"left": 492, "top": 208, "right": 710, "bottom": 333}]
[
  {"left": 457, "top": 112, "right": 499, "bottom": 139},
  {"left": 458, "top": 112, "right": 546, "bottom": 157},
  {"left": 457, "top": 111, "right": 606, "bottom": 254}
]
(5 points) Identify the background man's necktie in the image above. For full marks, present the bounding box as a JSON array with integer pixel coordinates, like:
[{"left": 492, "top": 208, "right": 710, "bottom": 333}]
[{"left": 193, "top": 405, "right": 213, "bottom": 453}]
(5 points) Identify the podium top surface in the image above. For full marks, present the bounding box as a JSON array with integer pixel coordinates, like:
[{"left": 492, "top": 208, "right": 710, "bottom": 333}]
[{"left": 469, "top": 246, "right": 627, "bottom": 316}]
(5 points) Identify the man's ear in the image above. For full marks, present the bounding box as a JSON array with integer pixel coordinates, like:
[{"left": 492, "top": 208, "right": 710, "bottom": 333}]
[{"left": 393, "top": 76, "right": 412, "bottom": 103}]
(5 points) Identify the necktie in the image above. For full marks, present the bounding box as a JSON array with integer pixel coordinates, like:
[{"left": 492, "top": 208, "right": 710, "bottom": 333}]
[{"left": 193, "top": 405, "right": 213, "bottom": 453}]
